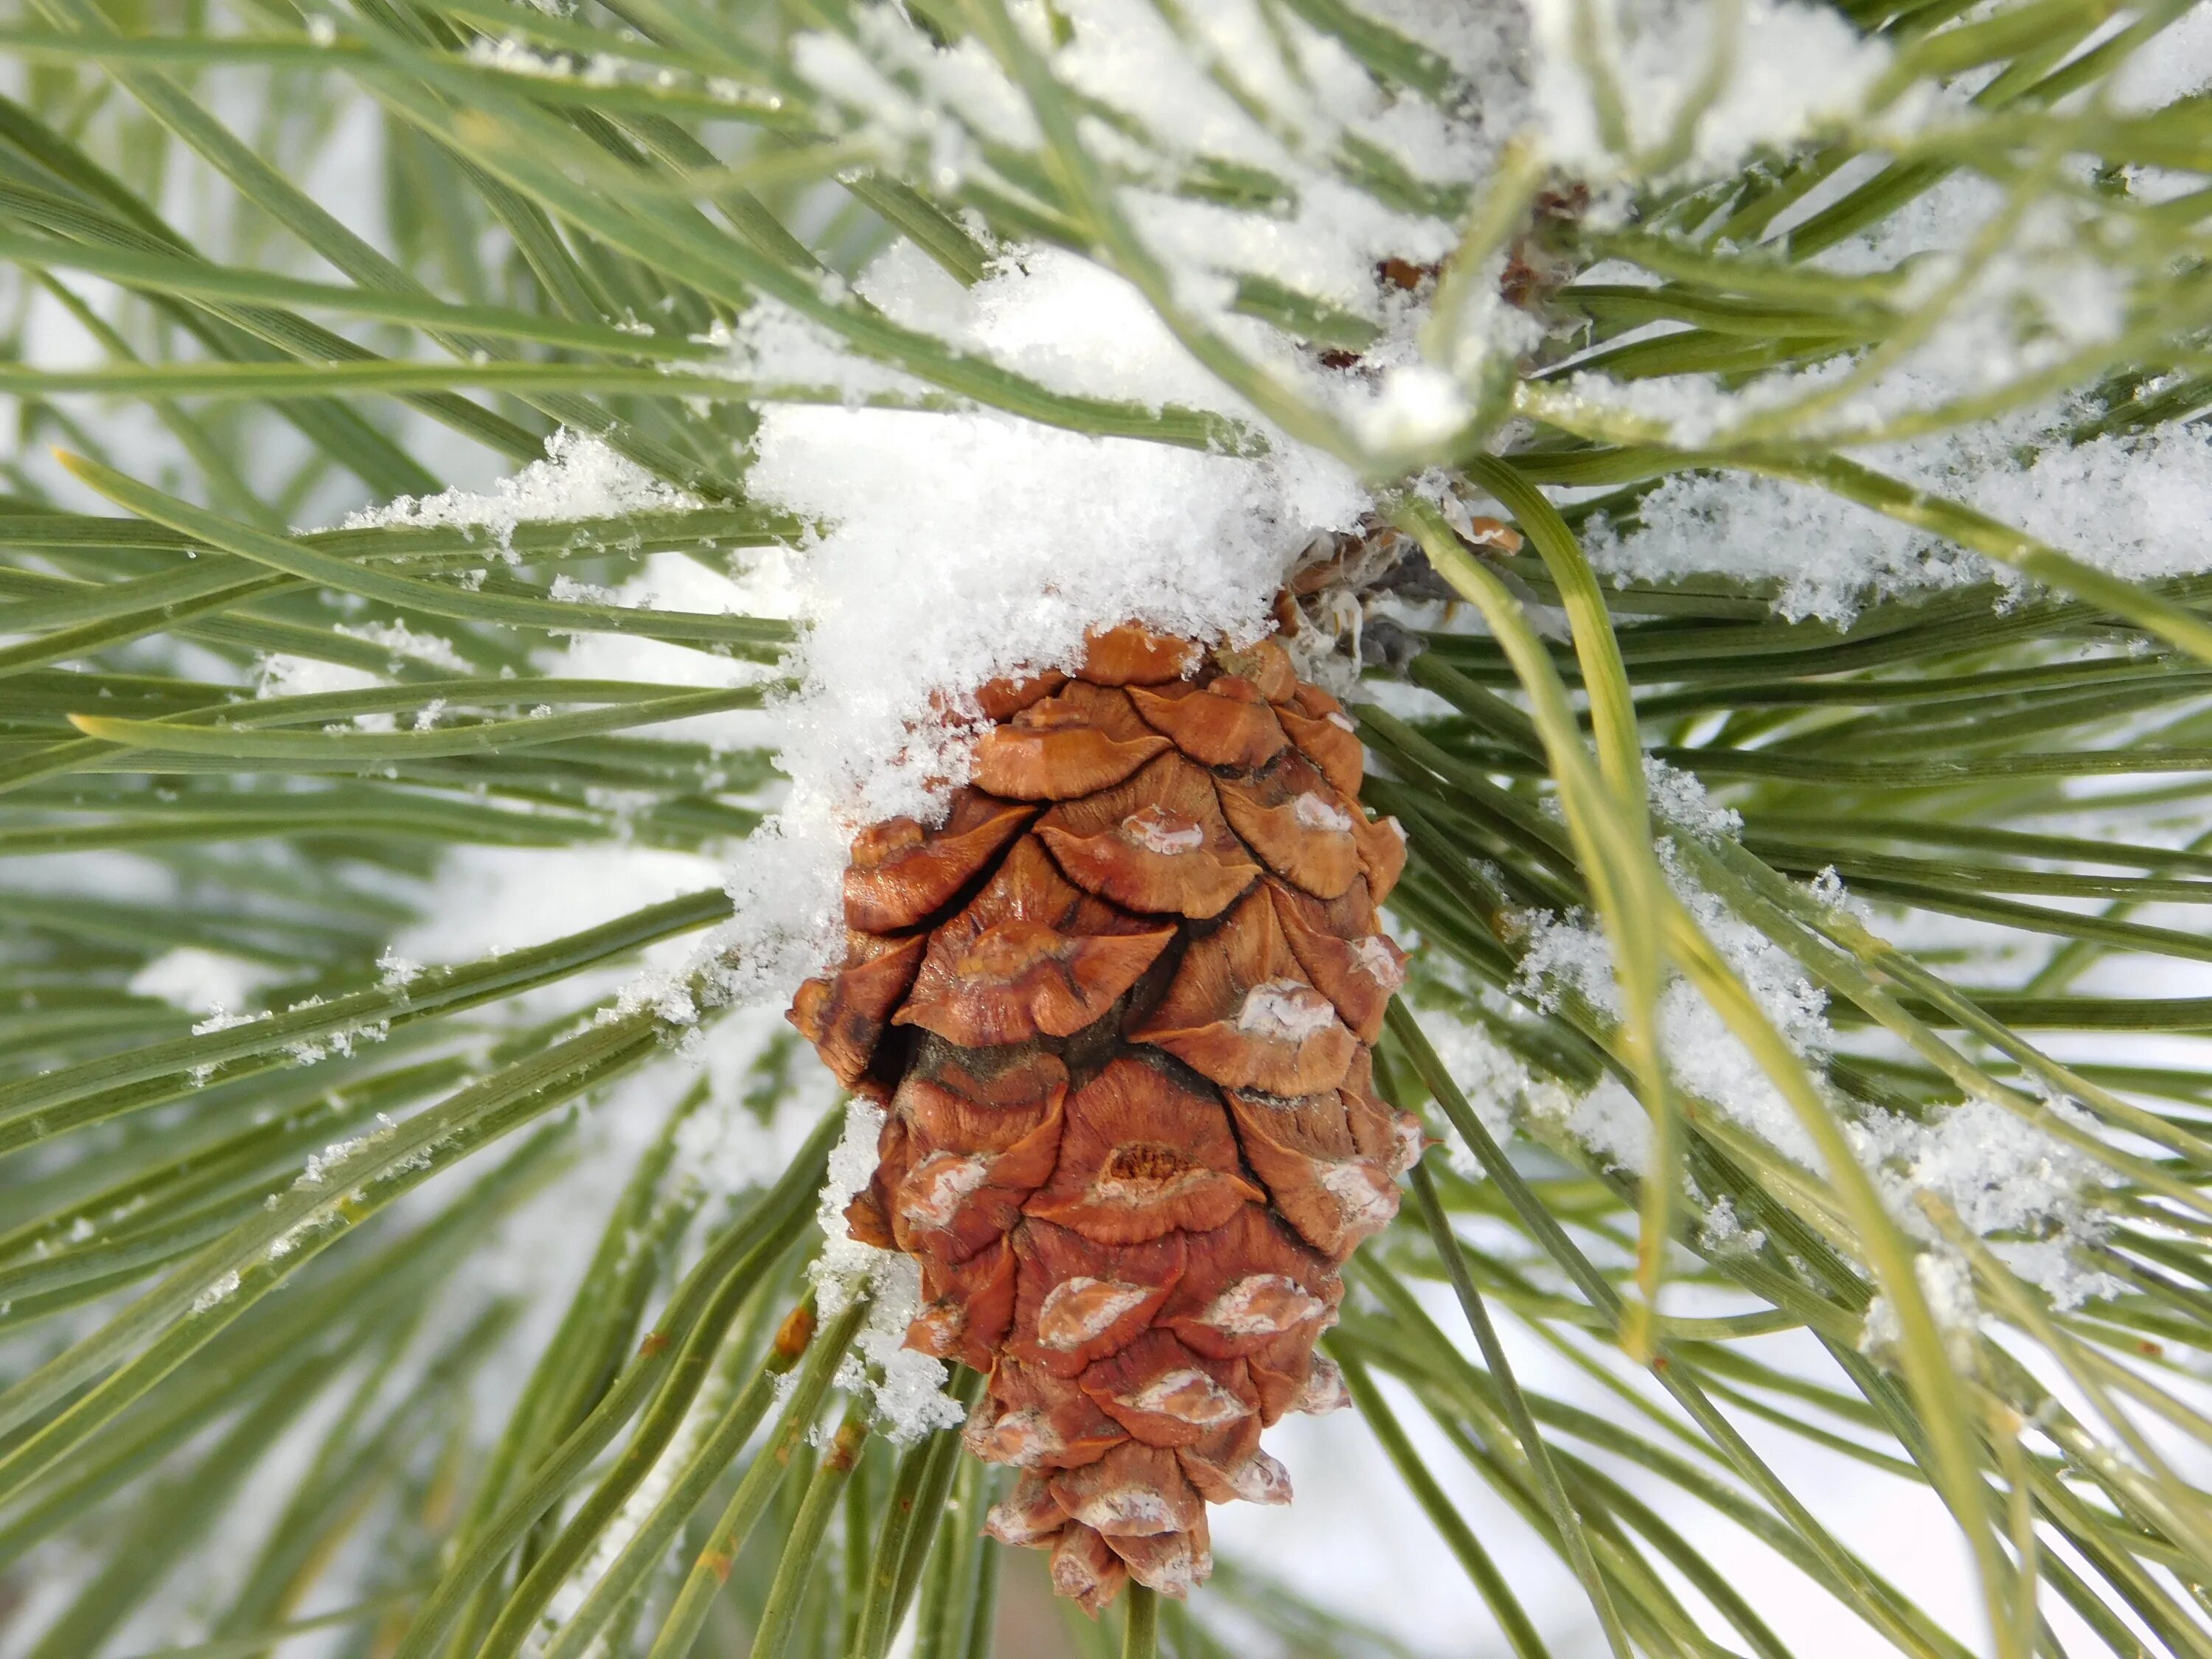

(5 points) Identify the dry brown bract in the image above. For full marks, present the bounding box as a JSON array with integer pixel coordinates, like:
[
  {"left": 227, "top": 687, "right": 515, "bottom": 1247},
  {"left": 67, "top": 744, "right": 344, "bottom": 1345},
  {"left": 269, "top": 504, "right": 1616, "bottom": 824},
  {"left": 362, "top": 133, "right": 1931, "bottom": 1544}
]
[{"left": 790, "top": 622, "right": 1417, "bottom": 1612}]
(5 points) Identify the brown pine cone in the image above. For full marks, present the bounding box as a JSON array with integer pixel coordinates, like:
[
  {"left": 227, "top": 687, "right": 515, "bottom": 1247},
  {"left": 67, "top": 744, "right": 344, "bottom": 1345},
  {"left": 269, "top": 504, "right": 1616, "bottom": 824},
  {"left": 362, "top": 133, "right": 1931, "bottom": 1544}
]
[{"left": 787, "top": 624, "right": 1418, "bottom": 1611}]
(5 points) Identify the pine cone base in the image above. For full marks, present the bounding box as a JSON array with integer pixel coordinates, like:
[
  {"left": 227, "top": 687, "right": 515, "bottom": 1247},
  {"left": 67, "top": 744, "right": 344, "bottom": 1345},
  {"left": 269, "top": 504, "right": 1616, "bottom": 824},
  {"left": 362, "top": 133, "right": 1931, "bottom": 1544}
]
[{"left": 790, "top": 625, "right": 1416, "bottom": 1611}]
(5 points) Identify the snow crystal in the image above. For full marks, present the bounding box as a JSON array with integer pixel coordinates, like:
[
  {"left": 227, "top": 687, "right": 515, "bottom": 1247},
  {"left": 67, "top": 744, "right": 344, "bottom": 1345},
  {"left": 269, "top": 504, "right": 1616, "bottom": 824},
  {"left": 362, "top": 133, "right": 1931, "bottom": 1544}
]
[
  {"left": 1531, "top": 132, "right": 2197, "bottom": 617},
  {"left": 1699, "top": 1195, "right": 1766, "bottom": 1256},
  {"left": 1794, "top": 162, "right": 1982, "bottom": 265},
  {"left": 839, "top": 2, "right": 1038, "bottom": 155},
  {"left": 189, "top": 1006, "right": 260, "bottom": 1036},
  {"left": 257, "top": 653, "right": 383, "bottom": 701},
  {"left": 1051, "top": 0, "right": 1288, "bottom": 172},
  {"left": 836, "top": 1270, "right": 969, "bottom": 1443},
  {"left": 1526, "top": 0, "right": 1891, "bottom": 180},
  {"left": 191, "top": 1270, "right": 242, "bottom": 1314},
  {"left": 297, "top": 1115, "right": 398, "bottom": 1189},
  {"left": 1509, "top": 852, "right": 2119, "bottom": 1307},
  {"left": 869, "top": 243, "right": 1243, "bottom": 412},
  {"left": 809, "top": 1098, "right": 965, "bottom": 1440},
  {"left": 802, "top": 0, "right": 1526, "bottom": 380},
  {"left": 1587, "top": 410, "right": 2212, "bottom": 624},
  {"left": 333, "top": 620, "right": 470, "bottom": 672},
  {"left": 1862, "top": 1249, "right": 1980, "bottom": 1362},
  {"left": 546, "top": 574, "right": 622, "bottom": 606},
  {"left": 1029, "top": 0, "right": 1490, "bottom": 307},
  {"left": 598, "top": 967, "right": 703, "bottom": 1030},
  {"left": 1528, "top": 1072, "right": 1652, "bottom": 1173},
  {"left": 1515, "top": 844, "right": 1832, "bottom": 1173},
  {"left": 1643, "top": 754, "right": 1740, "bottom": 839},
  {"left": 1852, "top": 1096, "right": 2123, "bottom": 1310},
  {"left": 340, "top": 428, "right": 699, "bottom": 550},
  {"left": 1805, "top": 866, "right": 1868, "bottom": 920},
  {"left": 791, "top": 27, "right": 948, "bottom": 158},
  {"left": 695, "top": 301, "right": 929, "bottom": 403},
  {"left": 1411, "top": 1004, "right": 1526, "bottom": 1175},
  {"left": 1969, "top": 420, "right": 2212, "bottom": 586},
  {"left": 719, "top": 243, "right": 1367, "bottom": 1001},
  {"left": 465, "top": 35, "right": 595, "bottom": 80},
  {"left": 813, "top": 1099, "right": 888, "bottom": 1309},
  {"left": 2105, "top": 3, "right": 2212, "bottom": 113},
  {"left": 1352, "top": 0, "right": 1529, "bottom": 86},
  {"left": 1348, "top": 365, "right": 1476, "bottom": 457}
]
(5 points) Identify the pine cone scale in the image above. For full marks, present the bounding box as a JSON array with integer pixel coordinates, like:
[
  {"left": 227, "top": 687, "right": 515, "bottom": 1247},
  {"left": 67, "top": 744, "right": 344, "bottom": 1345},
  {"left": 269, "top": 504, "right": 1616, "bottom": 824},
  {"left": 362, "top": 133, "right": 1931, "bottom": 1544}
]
[{"left": 790, "top": 624, "right": 1415, "bottom": 1611}]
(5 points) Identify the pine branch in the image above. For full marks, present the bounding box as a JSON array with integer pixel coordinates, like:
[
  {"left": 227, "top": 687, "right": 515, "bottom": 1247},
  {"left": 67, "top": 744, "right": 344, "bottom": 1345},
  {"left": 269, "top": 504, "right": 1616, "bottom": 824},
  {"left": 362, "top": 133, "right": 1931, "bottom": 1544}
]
[{"left": 1, "top": 0, "right": 2211, "bottom": 1653}]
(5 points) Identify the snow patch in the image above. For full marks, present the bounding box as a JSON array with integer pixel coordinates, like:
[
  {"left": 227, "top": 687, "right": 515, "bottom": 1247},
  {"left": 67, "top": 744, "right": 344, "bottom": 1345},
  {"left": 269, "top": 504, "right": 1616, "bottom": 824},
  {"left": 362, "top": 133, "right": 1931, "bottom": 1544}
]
[
  {"left": 129, "top": 947, "right": 287, "bottom": 1017},
  {"left": 811, "top": 1098, "right": 967, "bottom": 1441},
  {"left": 717, "top": 244, "right": 1368, "bottom": 1003},
  {"left": 1507, "top": 852, "right": 2118, "bottom": 1305},
  {"left": 340, "top": 428, "right": 699, "bottom": 550},
  {"left": 1526, "top": 0, "right": 1891, "bottom": 179}
]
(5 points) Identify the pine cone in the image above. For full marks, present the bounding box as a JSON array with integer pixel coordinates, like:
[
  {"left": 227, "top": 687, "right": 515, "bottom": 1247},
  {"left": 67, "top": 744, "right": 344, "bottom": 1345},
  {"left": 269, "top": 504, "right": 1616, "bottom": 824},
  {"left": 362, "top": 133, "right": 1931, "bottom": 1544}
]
[{"left": 788, "top": 625, "right": 1418, "bottom": 1611}]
